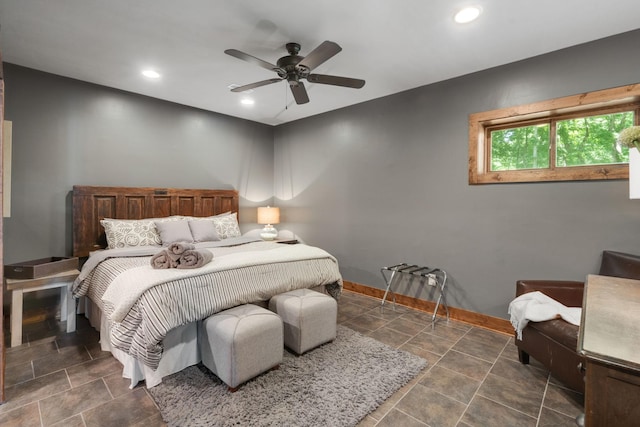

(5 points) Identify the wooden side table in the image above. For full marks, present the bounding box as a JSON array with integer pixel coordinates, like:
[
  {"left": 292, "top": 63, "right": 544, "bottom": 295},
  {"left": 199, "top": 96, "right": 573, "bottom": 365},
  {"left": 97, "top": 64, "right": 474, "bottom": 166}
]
[
  {"left": 4, "top": 269, "right": 80, "bottom": 347},
  {"left": 577, "top": 274, "right": 640, "bottom": 426}
]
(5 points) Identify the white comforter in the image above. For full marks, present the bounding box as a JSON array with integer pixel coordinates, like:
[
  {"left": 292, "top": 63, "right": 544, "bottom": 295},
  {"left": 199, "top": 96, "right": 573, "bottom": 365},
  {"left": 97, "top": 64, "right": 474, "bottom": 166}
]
[
  {"left": 102, "top": 243, "right": 336, "bottom": 322},
  {"left": 74, "top": 239, "right": 343, "bottom": 369}
]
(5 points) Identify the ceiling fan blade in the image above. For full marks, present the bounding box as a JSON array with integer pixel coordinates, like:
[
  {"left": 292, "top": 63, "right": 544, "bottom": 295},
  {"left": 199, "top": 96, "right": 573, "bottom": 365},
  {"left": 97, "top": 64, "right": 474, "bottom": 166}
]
[
  {"left": 296, "top": 41, "right": 342, "bottom": 72},
  {"left": 224, "top": 49, "right": 280, "bottom": 72},
  {"left": 290, "top": 82, "right": 310, "bottom": 104},
  {"left": 307, "top": 74, "right": 365, "bottom": 89},
  {"left": 231, "top": 78, "right": 283, "bottom": 92}
]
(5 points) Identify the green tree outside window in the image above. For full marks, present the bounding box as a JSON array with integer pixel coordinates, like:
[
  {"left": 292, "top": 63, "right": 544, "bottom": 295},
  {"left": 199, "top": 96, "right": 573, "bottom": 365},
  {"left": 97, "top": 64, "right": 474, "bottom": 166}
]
[{"left": 490, "top": 111, "right": 633, "bottom": 171}]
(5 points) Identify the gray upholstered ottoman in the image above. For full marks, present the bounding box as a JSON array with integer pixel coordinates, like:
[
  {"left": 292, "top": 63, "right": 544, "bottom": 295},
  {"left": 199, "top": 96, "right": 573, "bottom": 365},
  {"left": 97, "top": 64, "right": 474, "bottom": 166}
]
[
  {"left": 199, "top": 304, "right": 283, "bottom": 391},
  {"left": 269, "top": 289, "right": 337, "bottom": 355}
]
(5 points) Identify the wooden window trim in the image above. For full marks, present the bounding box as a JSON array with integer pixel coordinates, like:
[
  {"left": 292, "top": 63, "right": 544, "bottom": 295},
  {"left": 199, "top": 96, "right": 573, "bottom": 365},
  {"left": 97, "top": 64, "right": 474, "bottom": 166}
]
[{"left": 469, "top": 84, "right": 640, "bottom": 184}]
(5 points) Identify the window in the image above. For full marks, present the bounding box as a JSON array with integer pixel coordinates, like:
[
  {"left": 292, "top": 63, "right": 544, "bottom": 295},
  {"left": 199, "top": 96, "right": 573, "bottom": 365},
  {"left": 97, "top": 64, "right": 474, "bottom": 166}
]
[{"left": 469, "top": 84, "right": 640, "bottom": 184}]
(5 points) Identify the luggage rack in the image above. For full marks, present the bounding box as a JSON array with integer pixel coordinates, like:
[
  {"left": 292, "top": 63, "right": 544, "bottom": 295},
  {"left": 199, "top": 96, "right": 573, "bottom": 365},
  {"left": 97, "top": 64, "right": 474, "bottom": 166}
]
[{"left": 380, "top": 263, "right": 449, "bottom": 324}]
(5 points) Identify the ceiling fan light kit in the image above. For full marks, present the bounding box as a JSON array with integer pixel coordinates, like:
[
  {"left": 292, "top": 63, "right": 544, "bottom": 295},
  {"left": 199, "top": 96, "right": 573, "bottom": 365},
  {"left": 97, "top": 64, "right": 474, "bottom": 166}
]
[{"left": 225, "top": 41, "right": 365, "bottom": 105}]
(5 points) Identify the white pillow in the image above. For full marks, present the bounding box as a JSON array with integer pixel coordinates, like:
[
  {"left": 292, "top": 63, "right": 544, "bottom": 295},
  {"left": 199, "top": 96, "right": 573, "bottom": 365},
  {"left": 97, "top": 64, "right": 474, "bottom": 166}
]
[
  {"left": 100, "top": 218, "right": 162, "bottom": 249},
  {"left": 212, "top": 212, "right": 241, "bottom": 239},
  {"left": 155, "top": 220, "right": 194, "bottom": 246}
]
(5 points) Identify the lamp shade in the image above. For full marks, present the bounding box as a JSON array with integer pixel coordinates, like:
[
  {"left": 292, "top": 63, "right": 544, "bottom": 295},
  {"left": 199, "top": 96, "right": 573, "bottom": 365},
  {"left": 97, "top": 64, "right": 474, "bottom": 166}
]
[{"left": 257, "top": 206, "right": 280, "bottom": 225}]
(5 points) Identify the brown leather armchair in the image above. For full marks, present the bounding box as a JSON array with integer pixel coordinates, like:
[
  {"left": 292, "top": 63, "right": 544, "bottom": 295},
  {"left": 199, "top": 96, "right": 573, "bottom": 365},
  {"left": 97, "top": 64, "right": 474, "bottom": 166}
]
[{"left": 515, "top": 250, "right": 640, "bottom": 394}]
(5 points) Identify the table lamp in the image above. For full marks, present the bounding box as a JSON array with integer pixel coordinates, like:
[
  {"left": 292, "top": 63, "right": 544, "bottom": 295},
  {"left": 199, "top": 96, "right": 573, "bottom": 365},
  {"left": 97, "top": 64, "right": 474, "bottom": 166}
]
[{"left": 257, "top": 206, "right": 280, "bottom": 240}]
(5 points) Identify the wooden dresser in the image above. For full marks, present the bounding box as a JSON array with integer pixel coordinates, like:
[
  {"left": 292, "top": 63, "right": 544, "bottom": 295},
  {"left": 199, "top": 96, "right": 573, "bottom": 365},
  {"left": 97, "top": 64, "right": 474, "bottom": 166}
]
[{"left": 578, "top": 274, "right": 640, "bottom": 426}]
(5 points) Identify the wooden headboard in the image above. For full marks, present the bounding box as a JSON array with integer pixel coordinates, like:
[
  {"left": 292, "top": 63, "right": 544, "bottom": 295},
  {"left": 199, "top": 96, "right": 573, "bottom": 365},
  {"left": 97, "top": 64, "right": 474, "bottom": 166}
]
[{"left": 72, "top": 185, "right": 239, "bottom": 257}]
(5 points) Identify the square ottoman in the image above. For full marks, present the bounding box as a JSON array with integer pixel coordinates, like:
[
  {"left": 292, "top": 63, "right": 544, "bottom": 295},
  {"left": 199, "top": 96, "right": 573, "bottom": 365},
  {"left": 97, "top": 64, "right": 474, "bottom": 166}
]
[
  {"left": 269, "top": 289, "right": 337, "bottom": 355},
  {"left": 200, "top": 304, "right": 283, "bottom": 391}
]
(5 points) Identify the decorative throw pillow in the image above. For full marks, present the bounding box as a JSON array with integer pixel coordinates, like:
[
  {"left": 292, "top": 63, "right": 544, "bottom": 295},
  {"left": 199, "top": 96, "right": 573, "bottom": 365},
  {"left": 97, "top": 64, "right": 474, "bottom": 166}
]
[
  {"left": 208, "top": 211, "right": 233, "bottom": 218},
  {"left": 212, "top": 212, "right": 241, "bottom": 239},
  {"left": 155, "top": 220, "right": 194, "bottom": 246},
  {"left": 155, "top": 215, "right": 187, "bottom": 223},
  {"left": 101, "top": 218, "right": 162, "bottom": 249},
  {"left": 163, "top": 212, "right": 231, "bottom": 223},
  {"left": 188, "top": 220, "right": 220, "bottom": 242}
]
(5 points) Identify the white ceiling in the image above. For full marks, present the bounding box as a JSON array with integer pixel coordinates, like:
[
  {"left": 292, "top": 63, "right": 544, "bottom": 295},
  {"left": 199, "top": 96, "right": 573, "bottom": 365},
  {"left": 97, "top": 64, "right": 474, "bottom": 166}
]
[{"left": 1, "top": 0, "right": 640, "bottom": 126}]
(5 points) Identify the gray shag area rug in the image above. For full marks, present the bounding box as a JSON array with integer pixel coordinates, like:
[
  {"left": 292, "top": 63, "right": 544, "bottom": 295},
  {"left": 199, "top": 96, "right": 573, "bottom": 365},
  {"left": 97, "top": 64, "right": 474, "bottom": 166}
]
[{"left": 148, "top": 325, "right": 427, "bottom": 427}]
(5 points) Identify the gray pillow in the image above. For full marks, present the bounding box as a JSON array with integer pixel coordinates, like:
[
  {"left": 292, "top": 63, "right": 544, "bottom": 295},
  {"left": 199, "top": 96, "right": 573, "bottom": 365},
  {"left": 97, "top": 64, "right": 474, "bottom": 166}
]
[
  {"left": 188, "top": 220, "right": 220, "bottom": 242},
  {"left": 155, "top": 220, "right": 194, "bottom": 246}
]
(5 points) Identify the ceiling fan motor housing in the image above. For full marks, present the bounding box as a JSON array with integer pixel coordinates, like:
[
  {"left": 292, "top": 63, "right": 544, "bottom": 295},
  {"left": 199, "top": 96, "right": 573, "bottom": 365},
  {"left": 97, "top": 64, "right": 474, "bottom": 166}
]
[
  {"left": 276, "top": 43, "right": 309, "bottom": 84},
  {"left": 225, "top": 40, "right": 364, "bottom": 105}
]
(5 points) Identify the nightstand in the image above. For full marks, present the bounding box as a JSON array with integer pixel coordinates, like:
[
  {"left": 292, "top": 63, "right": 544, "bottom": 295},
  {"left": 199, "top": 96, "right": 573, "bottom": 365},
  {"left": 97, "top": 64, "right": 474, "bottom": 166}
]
[
  {"left": 578, "top": 274, "right": 640, "bottom": 426},
  {"left": 5, "top": 269, "right": 80, "bottom": 347}
]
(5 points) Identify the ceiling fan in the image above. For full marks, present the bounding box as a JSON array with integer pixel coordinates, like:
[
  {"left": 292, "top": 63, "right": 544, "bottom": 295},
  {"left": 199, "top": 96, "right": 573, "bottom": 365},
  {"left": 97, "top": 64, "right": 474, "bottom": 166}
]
[{"left": 224, "top": 41, "right": 365, "bottom": 105}]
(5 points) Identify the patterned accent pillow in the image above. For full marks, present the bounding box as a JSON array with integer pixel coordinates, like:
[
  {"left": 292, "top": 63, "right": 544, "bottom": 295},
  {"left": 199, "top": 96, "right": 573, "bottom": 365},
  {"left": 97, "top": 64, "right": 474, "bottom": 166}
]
[
  {"left": 212, "top": 212, "right": 241, "bottom": 239},
  {"left": 101, "top": 218, "right": 162, "bottom": 249}
]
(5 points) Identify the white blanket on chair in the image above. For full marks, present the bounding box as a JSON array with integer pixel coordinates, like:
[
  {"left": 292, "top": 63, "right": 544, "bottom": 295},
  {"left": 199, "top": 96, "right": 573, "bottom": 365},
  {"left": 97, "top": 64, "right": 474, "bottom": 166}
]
[{"left": 508, "top": 291, "right": 582, "bottom": 340}]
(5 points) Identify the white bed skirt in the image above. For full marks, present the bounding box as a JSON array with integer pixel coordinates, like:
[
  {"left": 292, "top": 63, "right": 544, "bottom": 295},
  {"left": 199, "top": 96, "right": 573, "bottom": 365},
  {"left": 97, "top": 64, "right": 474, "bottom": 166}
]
[
  {"left": 82, "top": 297, "right": 200, "bottom": 388},
  {"left": 79, "top": 283, "right": 328, "bottom": 388}
]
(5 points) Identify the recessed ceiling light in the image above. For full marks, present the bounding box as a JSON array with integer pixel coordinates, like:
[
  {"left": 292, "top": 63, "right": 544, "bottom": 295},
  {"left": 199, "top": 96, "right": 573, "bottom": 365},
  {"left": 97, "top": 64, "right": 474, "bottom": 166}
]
[
  {"left": 454, "top": 6, "right": 481, "bottom": 24},
  {"left": 141, "top": 69, "right": 161, "bottom": 79},
  {"left": 241, "top": 98, "right": 255, "bottom": 106}
]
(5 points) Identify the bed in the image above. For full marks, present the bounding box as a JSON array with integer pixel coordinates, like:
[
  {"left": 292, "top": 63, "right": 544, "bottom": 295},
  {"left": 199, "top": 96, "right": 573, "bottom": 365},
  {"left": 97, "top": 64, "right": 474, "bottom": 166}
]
[{"left": 71, "top": 185, "right": 342, "bottom": 387}]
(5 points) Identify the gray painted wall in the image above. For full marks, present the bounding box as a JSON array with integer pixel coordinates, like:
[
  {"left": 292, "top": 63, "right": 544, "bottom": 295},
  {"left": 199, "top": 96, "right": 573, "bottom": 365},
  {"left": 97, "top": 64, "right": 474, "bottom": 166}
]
[
  {"left": 3, "top": 65, "right": 274, "bottom": 265},
  {"left": 274, "top": 30, "right": 640, "bottom": 318},
  {"left": 4, "top": 30, "right": 640, "bottom": 320}
]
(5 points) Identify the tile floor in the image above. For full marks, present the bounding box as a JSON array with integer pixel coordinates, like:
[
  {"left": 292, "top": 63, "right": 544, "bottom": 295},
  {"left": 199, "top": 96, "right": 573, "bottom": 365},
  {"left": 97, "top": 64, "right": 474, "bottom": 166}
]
[{"left": 1, "top": 289, "right": 584, "bottom": 426}]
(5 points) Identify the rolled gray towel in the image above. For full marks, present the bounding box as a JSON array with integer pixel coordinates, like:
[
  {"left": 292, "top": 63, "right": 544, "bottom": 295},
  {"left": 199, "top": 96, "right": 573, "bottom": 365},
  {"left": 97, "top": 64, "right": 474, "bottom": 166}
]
[
  {"left": 167, "top": 241, "right": 196, "bottom": 255},
  {"left": 177, "top": 249, "right": 214, "bottom": 269},
  {"left": 150, "top": 250, "right": 172, "bottom": 269},
  {"left": 167, "top": 241, "right": 196, "bottom": 264}
]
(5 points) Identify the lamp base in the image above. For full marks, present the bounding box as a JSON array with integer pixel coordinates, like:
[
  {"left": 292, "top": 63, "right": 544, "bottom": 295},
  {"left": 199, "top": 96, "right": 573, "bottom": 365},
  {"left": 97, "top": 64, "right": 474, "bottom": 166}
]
[{"left": 260, "top": 224, "right": 278, "bottom": 241}]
